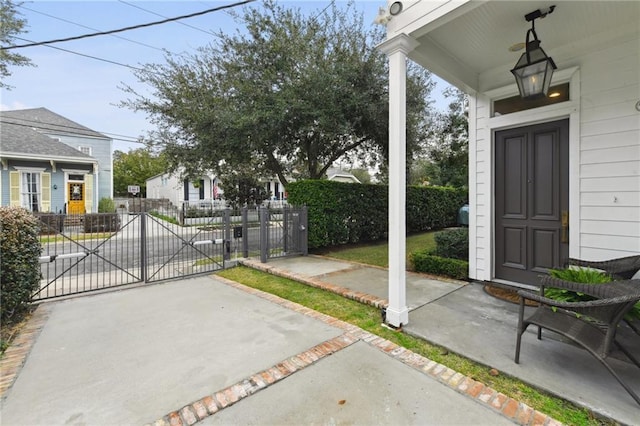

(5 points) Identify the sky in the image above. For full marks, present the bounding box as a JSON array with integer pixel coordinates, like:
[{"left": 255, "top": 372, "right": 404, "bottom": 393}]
[{"left": 1, "top": 0, "right": 451, "bottom": 153}]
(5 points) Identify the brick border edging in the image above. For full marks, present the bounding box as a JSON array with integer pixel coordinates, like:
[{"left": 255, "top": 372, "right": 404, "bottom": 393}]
[
  {"left": 0, "top": 304, "right": 52, "bottom": 399},
  {"left": 239, "top": 258, "right": 390, "bottom": 309},
  {"left": 147, "top": 276, "right": 562, "bottom": 426}
]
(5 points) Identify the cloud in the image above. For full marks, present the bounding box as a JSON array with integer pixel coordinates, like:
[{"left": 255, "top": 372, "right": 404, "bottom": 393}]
[{"left": 0, "top": 101, "right": 32, "bottom": 111}]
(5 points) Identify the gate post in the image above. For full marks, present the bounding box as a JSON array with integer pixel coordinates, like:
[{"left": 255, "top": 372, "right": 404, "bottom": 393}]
[
  {"left": 283, "top": 206, "right": 289, "bottom": 254},
  {"left": 242, "top": 207, "right": 249, "bottom": 258},
  {"left": 140, "top": 212, "right": 147, "bottom": 282},
  {"left": 260, "top": 206, "right": 269, "bottom": 263},
  {"left": 224, "top": 208, "right": 231, "bottom": 262},
  {"left": 301, "top": 206, "right": 308, "bottom": 256}
]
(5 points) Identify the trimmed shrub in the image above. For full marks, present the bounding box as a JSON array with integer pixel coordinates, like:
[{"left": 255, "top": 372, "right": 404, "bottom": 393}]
[
  {"left": 433, "top": 228, "right": 469, "bottom": 260},
  {"left": 410, "top": 250, "right": 469, "bottom": 280},
  {"left": 287, "top": 180, "right": 467, "bottom": 249},
  {"left": 0, "top": 207, "right": 42, "bottom": 321},
  {"left": 84, "top": 213, "right": 121, "bottom": 233},
  {"left": 34, "top": 212, "right": 65, "bottom": 234},
  {"left": 98, "top": 197, "right": 116, "bottom": 213}
]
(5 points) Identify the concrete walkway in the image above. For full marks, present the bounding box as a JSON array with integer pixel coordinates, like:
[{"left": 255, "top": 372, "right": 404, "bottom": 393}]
[
  {"left": 2, "top": 275, "right": 537, "bottom": 426},
  {"left": 241, "top": 255, "right": 640, "bottom": 425}
]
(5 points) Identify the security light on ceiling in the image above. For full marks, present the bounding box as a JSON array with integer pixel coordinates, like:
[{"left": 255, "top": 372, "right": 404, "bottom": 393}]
[
  {"left": 510, "top": 5, "right": 557, "bottom": 99},
  {"left": 389, "top": 2, "right": 403, "bottom": 16}
]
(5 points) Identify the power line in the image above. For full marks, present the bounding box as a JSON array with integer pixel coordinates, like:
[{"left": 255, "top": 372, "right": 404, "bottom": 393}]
[
  {"left": 17, "top": 4, "right": 166, "bottom": 52},
  {"left": 14, "top": 37, "right": 146, "bottom": 72},
  {"left": 0, "top": 118, "right": 145, "bottom": 144},
  {"left": 2, "top": 0, "right": 256, "bottom": 51},
  {"left": 118, "top": 0, "right": 217, "bottom": 37},
  {"left": 311, "top": 0, "right": 336, "bottom": 23}
]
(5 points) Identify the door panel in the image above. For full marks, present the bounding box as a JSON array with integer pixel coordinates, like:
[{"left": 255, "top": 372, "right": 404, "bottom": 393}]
[
  {"left": 495, "top": 119, "right": 569, "bottom": 285},
  {"left": 503, "top": 135, "right": 527, "bottom": 218},
  {"left": 503, "top": 226, "right": 526, "bottom": 269},
  {"left": 531, "top": 227, "right": 558, "bottom": 273},
  {"left": 68, "top": 183, "right": 85, "bottom": 214}
]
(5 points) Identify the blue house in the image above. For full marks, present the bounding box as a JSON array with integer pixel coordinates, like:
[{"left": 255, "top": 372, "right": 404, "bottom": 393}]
[{"left": 0, "top": 108, "right": 113, "bottom": 214}]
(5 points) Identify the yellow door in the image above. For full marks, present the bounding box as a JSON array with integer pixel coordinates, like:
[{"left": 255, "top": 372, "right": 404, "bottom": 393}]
[{"left": 68, "top": 183, "right": 85, "bottom": 214}]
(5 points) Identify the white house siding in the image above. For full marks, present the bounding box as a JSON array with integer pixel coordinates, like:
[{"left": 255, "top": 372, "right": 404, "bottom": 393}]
[
  {"left": 146, "top": 172, "right": 221, "bottom": 208},
  {"left": 146, "top": 173, "right": 183, "bottom": 206},
  {"left": 468, "top": 94, "right": 492, "bottom": 282},
  {"left": 578, "top": 31, "right": 640, "bottom": 259}
]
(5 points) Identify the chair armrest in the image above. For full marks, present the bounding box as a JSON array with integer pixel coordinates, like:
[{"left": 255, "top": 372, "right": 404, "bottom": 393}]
[
  {"left": 518, "top": 289, "right": 640, "bottom": 309},
  {"left": 568, "top": 256, "right": 640, "bottom": 280},
  {"left": 540, "top": 276, "right": 640, "bottom": 299}
]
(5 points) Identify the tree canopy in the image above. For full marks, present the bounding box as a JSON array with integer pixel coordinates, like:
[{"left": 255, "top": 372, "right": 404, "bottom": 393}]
[
  {"left": 112, "top": 148, "right": 168, "bottom": 197},
  {"left": 0, "top": 0, "right": 33, "bottom": 89},
  {"left": 121, "top": 0, "right": 434, "bottom": 185},
  {"left": 410, "top": 88, "right": 468, "bottom": 188}
]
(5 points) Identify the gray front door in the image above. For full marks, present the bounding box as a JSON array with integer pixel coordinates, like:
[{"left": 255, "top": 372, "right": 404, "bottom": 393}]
[{"left": 495, "top": 119, "right": 569, "bottom": 285}]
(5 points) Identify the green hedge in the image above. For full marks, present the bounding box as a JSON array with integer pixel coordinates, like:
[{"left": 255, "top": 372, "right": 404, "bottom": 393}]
[
  {"left": 410, "top": 250, "right": 469, "bottom": 280},
  {"left": 433, "top": 228, "right": 469, "bottom": 260},
  {"left": 0, "top": 207, "right": 42, "bottom": 322},
  {"left": 287, "top": 180, "right": 467, "bottom": 249},
  {"left": 406, "top": 186, "right": 467, "bottom": 232}
]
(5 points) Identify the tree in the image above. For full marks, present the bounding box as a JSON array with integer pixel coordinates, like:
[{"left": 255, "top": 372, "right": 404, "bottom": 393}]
[
  {"left": 121, "top": 1, "right": 433, "bottom": 186},
  {"left": 348, "top": 168, "right": 371, "bottom": 184},
  {"left": 112, "top": 148, "right": 168, "bottom": 197},
  {"left": 0, "top": 0, "right": 33, "bottom": 89},
  {"left": 415, "top": 88, "right": 468, "bottom": 188},
  {"left": 219, "top": 168, "right": 269, "bottom": 209}
]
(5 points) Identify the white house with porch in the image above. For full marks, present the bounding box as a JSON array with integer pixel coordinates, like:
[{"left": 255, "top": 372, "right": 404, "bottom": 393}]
[{"left": 378, "top": 0, "right": 640, "bottom": 327}]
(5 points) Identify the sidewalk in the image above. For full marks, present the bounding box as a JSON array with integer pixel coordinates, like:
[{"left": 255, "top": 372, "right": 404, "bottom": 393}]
[
  {"left": 2, "top": 274, "right": 538, "bottom": 426},
  {"left": 241, "top": 255, "right": 640, "bottom": 425}
]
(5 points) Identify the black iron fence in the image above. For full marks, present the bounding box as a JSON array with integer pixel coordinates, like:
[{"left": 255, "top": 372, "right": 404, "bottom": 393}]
[{"left": 33, "top": 206, "right": 307, "bottom": 300}]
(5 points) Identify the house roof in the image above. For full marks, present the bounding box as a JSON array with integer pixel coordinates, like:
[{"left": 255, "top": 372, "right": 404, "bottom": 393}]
[
  {"left": 0, "top": 120, "right": 95, "bottom": 160},
  {"left": 0, "top": 107, "right": 109, "bottom": 139},
  {"left": 326, "top": 167, "right": 361, "bottom": 183}
]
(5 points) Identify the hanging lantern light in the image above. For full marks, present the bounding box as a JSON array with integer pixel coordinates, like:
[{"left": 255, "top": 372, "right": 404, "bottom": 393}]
[{"left": 511, "top": 7, "right": 557, "bottom": 99}]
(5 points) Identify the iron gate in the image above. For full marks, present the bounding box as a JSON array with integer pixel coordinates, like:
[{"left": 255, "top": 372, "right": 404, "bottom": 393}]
[
  {"left": 36, "top": 213, "right": 142, "bottom": 300},
  {"left": 34, "top": 206, "right": 307, "bottom": 300},
  {"left": 259, "top": 206, "right": 308, "bottom": 262}
]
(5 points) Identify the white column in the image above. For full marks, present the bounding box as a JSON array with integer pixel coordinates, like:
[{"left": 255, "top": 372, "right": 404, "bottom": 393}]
[{"left": 378, "top": 34, "right": 418, "bottom": 328}]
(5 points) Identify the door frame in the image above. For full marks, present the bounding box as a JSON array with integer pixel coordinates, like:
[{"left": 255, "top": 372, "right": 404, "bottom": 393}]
[
  {"left": 472, "top": 67, "right": 581, "bottom": 285},
  {"left": 63, "top": 168, "right": 91, "bottom": 215}
]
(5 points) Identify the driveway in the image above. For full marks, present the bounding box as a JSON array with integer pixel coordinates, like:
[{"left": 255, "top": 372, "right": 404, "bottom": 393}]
[{"left": 0, "top": 275, "right": 532, "bottom": 425}]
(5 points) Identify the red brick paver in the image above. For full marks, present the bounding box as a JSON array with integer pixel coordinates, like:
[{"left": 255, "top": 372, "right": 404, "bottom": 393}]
[{"left": 0, "top": 304, "right": 51, "bottom": 399}]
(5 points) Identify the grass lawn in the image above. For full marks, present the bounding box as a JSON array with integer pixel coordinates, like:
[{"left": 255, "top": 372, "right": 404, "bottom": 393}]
[{"left": 313, "top": 231, "right": 436, "bottom": 269}]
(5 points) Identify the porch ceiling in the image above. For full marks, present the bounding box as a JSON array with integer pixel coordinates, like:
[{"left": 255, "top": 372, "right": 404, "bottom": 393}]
[{"left": 404, "top": 1, "right": 640, "bottom": 93}]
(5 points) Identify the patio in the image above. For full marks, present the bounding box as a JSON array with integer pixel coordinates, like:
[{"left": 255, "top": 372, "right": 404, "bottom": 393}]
[{"left": 244, "top": 256, "right": 640, "bottom": 425}]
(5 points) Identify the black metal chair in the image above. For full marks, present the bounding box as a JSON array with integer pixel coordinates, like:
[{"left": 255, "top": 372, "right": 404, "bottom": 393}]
[{"left": 515, "top": 276, "right": 640, "bottom": 406}]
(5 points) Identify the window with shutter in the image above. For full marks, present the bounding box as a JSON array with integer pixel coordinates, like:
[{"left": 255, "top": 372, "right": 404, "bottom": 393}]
[{"left": 20, "top": 172, "right": 41, "bottom": 212}]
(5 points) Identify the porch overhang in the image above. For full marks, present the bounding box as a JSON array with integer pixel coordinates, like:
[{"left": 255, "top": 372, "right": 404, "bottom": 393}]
[{"left": 386, "top": 0, "right": 639, "bottom": 94}]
